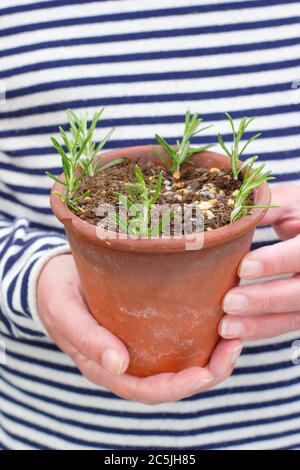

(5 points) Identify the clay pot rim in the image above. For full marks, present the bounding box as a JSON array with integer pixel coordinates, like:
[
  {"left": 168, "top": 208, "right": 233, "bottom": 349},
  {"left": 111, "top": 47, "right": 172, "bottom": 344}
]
[{"left": 50, "top": 146, "right": 271, "bottom": 253}]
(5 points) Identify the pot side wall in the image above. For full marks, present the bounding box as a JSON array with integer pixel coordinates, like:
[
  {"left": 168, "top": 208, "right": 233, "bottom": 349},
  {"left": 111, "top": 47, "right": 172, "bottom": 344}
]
[{"left": 66, "top": 226, "right": 254, "bottom": 377}]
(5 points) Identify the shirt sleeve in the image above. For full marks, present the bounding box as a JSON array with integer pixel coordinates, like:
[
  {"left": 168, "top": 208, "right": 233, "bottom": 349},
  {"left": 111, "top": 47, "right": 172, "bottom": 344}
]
[{"left": 0, "top": 215, "right": 70, "bottom": 340}]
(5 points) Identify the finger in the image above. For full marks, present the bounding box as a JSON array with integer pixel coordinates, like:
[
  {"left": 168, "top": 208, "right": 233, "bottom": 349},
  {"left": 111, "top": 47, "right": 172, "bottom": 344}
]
[
  {"left": 105, "top": 366, "right": 215, "bottom": 405},
  {"left": 71, "top": 359, "right": 215, "bottom": 405},
  {"left": 71, "top": 341, "right": 242, "bottom": 405},
  {"left": 207, "top": 338, "right": 243, "bottom": 383},
  {"left": 46, "top": 287, "right": 129, "bottom": 376},
  {"left": 48, "top": 330, "right": 86, "bottom": 365},
  {"left": 48, "top": 333, "right": 120, "bottom": 391},
  {"left": 238, "top": 235, "right": 300, "bottom": 280},
  {"left": 219, "top": 311, "right": 300, "bottom": 341},
  {"left": 257, "top": 184, "right": 289, "bottom": 227},
  {"left": 117, "top": 340, "right": 242, "bottom": 403},
  {"left": 258, "top": 184, "right": 300, "bottom": 240},
  {"left": 223, "top": 274, "right": 300, "bottom": 315},
  {"left": 44, "top": 331, "right": 127, "bottom": 394}
]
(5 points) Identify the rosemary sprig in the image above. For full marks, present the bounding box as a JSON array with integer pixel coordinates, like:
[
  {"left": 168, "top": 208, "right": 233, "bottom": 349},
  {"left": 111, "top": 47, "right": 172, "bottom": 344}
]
[
  {"left": 67, "top": 108, "right": 122, "bottom": 177},
  {"left": 47, "top": 108, "right": 122, "bottom": 210},
  {"left": 230, "top": 158, "right": 276, "bottom": 223},
  {"left": 155, "top": 110, "right": 213, "bottom": 178},
  {"left": 112, "top": 165, "right": 173, "bottom": 237},
  {"left": 218, "top": 113, "right": 261, "bottom": 180},
  {"left": 46, "top": 125, "right": 90, "bottom": 210}
]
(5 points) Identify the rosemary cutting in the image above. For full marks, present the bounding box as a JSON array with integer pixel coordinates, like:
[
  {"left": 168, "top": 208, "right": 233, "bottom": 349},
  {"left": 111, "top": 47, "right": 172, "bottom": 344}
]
[
  {"left": 155, "top": 110, "right": 213, "bottom": 179},
  {"left": 67, "top": 108, "right": 123, "bottom": 177},
  {"left": 47, "top": 108, "right": 122, "bottom": 210},
  {"left": 217, "top": 113, "right": 261, "bottom": 180},
  {"left": 230, "top": 160, "right": 275, "bottom": 223},
  {"left": 112, "top": 165, "right": 173, "bottom": 237}
]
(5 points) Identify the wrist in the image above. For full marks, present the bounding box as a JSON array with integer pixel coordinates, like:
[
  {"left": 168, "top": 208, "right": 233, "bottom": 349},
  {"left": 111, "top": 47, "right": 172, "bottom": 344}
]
[{"left": 33, "top": 246, "right": 70, "bottom": 335}]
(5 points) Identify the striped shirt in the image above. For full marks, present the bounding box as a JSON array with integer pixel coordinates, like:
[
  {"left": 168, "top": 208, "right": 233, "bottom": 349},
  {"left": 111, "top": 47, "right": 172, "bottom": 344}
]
[{"left": 0, "top": 0, "right": 300, "bottom": 450}]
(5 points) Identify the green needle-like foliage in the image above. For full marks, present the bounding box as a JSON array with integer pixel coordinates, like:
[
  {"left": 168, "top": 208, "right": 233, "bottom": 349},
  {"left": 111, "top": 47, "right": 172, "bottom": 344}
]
[
  {"left": 47, "top": 108, "right": 122, "bottom": 210},
  {"left": 112, "top": 165, "right": 173, "bottom": 237},
  {"left": 230, "top": 158, "right": 276, "bottom": 223},
  {"left": 218, "top": 113, "right": 261, "bottom": 180},
  {"left": 217, "top": 113, "right": 277, "bottom": 223},
  {"left": 67, "top": 108, "right": 122, "bottom": 177},
  {"left": 155, "top": 110, "right": 213, "bottom": 176},
  {"left": 46, "top": 125, "right": 90, "bottom": 210}
]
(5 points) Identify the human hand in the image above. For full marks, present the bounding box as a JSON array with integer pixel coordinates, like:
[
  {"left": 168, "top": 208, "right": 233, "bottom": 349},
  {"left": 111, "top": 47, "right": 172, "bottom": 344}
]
[
  {"left": 220, "top": 183, "right": 300, "bottom": 341},
  {"left": 37, "top": 254, "right": 242, "bottom": 404}
]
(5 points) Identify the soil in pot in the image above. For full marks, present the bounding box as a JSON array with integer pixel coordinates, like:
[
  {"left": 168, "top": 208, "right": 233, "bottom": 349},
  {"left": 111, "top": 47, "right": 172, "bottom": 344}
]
[{"left": 73, "top": 159, "right": 254, "bottom": 232}]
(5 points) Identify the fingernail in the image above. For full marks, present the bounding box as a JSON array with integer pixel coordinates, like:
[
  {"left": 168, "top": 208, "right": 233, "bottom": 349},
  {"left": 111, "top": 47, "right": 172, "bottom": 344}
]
[
  {"left": 223, "top": 293, "right": 248, "bottom": 313},
  {"left": 231, "top": 344, "right": 243, "bottom": 365},
  {"left": 102, "top": 348, "right": 126, "bottom": 375},
  {"left": 239, "top": 259, "right": 262, "bottom": 278},
  {"left": 220, "top": 319, "right": 246, "bottom": 338},
  {"left": 192, "top": 375, "right": 214, "bottom": 390}
]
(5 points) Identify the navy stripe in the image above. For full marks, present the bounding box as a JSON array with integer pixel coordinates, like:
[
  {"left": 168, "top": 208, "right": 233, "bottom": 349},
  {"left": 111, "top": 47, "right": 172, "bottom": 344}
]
[
  {"left": 0, "top": 162, "right": 58, "bottom": 176},
  {"left": 7, "top": 67, "right": 297, "bottom": 100},
  {"left": 0, "top": 0, "right": 111, "bottom": 17},
  {"left": 273, "top": 171, "right": 300, "bottom": 182},
  {"left": 0, "top": 441, "right": 8, "bottom": 450},
  {"left": 7, "top": 321, "right": 45, "bottom": 339},
  {"left": 1, "top": 94, "right": 297, "bottom": 120},
  {"left": 279, "top": 442, "right": 300, "bottom": 450},
  {"left": 6, "top": 124, "right": 300, "bottom": 156},
  {"left": 0, "top": 208, "right": 65, "bottom": 233},
  {"left": 234, "top": 360, "right": 295, "bottom": 376},
  {"left": 0, "top": 311, "right": 13, "bottom": 337},
  {"left": 243, "top": 341, "right": 292, "bottom": 355},
  {"left": 2, "top": 0, "right": 300, "bottom": 38},
  {"left": 0, "top": 191, "right": 52, "bottom": 215},
  {"left": 1, "top": 0, "right": 299, "bottom": 18},
  {"left": 4, "top": 182, "right": 50, "bottom": 195},
  {"left": 252, "top": 240, "right": 280, "bottom": 249},
  {"left": 2, "top": 15, "right": 300, "bottom": 58},
  {"left": 3, "top": 36, "right": 300, "bottom": 79},
  {"left": 1, "top": 103, "right": 300, "bottom": 136},
  {"left": 195, "top": 426, "right": 300, "bottom": 450}
]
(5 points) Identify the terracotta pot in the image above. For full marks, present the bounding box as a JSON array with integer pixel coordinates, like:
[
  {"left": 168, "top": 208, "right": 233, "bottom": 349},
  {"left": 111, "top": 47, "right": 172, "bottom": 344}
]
[{"left": 51, "top": 147, "right": 271, "bottom": 377}]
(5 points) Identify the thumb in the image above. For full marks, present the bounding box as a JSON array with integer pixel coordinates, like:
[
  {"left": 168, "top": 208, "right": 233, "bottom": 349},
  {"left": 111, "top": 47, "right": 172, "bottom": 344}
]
[
  {"left": 258, "top": 205, "right": 285, "bottom": 227},
  {"left": 258, "top": 184, "right": 300, "bottom": 240},
  {"left": 258, "top": 183, "right": 295, "bottom": 227}
]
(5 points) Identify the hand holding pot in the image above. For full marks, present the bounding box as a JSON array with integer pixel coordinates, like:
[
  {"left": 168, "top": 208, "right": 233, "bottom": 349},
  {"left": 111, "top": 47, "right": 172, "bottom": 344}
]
[
  {"left": 221, "top": 183, "right": 300, "bottom": 340},
  {"left": 38, "top": 254, "right": 243, "bottom": 405}
]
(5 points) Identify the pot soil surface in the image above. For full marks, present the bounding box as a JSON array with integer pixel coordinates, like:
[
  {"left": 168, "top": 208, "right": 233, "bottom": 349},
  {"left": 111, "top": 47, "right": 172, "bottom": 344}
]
[{"left": 74, "top": 159, "right": 253, "bottom": 232}]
